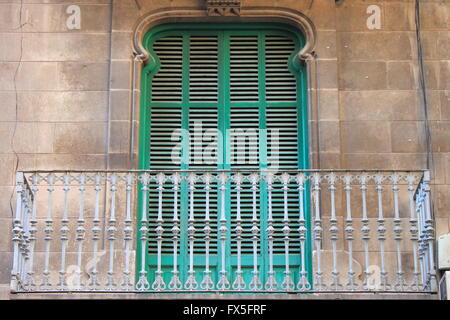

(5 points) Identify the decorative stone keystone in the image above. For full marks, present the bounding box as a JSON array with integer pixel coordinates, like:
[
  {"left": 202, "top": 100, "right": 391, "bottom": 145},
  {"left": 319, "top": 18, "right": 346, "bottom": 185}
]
[{"left": 206, "top": 0, "right": 241, "bottom": 16}]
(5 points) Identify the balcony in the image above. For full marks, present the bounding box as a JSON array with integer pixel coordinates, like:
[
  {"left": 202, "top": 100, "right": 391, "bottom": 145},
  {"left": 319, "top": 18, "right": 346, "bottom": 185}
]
[{"left": 10, "top": 169, "right": 437, "bottom": 296}]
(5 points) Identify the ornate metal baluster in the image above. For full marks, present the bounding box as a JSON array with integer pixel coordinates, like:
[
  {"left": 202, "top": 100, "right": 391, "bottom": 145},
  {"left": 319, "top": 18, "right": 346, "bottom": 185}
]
[
  {"left": 58, "top": 173, "right": 70, "bottom": 290},
  {"left": 375, "top": 174, "right": 390, "bottom": 291},
  {"left": 25, "top": 174, "right": 39, "bottom": 290},
  {"left": 21, "top": 188, "right": 31, "bottom": 290},
  {"left": 11, "top": 173, "right": 25, "bottom": 291},
  {"left": 74, "top": 173, "right": 86, "bottom": 290},
  {"left": 265, "top": 172, "right": 277, "bottom": 291},
  {"left": 168, "top": 173, "right": 182, "bottom": 290},
  {"left": 360, "top": 175, "right": 371, "bottom": 290},
  {"left": 152, "top": 173, "right": 166, "bottom": 291},
  {"left": 184, "top": 173, "right": 198, "bottom": 290},
  {"left": 343, "top": 174, "right": 357, "bottom": 290},
  {"left": 136, "top": 173, "right": 150, "bottom": 291},
  {"left": 41, "top": 173, "right": 55, "bottom": 290},
  {"left": 106, "top": 174, "right": 117, "bottom": 290},
  {"left": 327, "top": 173, "right": 341, "bottom": 290},
  {"left": 296, "top": 173, "right": 311, "bottom": 291},
  {"left": 232, "top": 173, "right": 245, "bottom": 290},
  {"left": 216, "top": 172, "right": 230, "bottom": 290},
  {"left": 407, "top": 174, "right": 420, "bottom": 291},
  {"left": 281, "top": 173, "right": 294, "bottom": 291},
  {"left": 89, "top": 173, "right": 102, "bottom": 290},
  {"left": 391, "top": 174, "right": 406, "bottom": 291},
  {"left": 200, "top": 173, "right": 214, "bottom": 290},
  {"left": 422, "top": 171, "right": 436, "bottom": 290},
  {"left": 416, "top": 187, "right": 427, "bottom": 288},
  {"left": 249, "top": 173, "right": 262, "bottom": 291},
  {"left": 312, "top": 173, "right": 325, "bottom": 290},
  {"left": 121, "top": 173, "right": 134, "bottom": 290}
]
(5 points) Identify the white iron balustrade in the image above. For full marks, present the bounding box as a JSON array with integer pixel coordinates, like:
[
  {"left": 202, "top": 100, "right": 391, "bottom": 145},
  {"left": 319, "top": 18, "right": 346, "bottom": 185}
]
[{"left": 11, "top": 170, "right": 437, "bottom": 294}]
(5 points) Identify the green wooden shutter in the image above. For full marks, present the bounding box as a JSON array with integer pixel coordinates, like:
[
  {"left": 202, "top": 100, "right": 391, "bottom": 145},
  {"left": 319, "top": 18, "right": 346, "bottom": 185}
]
[{"left": 140, "top": 24, "right": 310, "bottom": 289}]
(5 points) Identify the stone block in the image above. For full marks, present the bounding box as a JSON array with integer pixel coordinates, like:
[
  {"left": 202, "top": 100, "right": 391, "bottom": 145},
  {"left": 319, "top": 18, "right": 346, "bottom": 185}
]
[
  {"left": 22, "top": 4, "right": 111, "bottom": 33},
  {"left": 109, "top": 121, "right": 130, "bottom": 154},
  {"left": 17, "top": 91, "right": 108, "bottom": 122},
  {"left": 108, "top": 153, "right": 130, "bottom": 169},
  {"left": 319, "top": 120, "right": 340, "bottom": 153},
  {"left": 391, "top": 121, "right": 426, "bottom": 153},
  {"left": 339, "top": 61, "right": 387, "bottom": 90},
  {"left": 435, "top": 218, "right": 450, "bottom": 238},
  {"left": 34, "top": 154, "right": 106, "bottom": 170},
  {"left": 338, "top": 32, "right": 413, "bottom": 61},
  {"left": 336, "top": 2, "right": 373, "bottom": 32},
  {"left": 318, "top": 89, "right": 339, "bottom": 120},
  {"left": 5, "top": 62, "right": 108, "bottom": 91},
  {"left": 420, "top": 2, "right": 449, "bottom": 30},
  {"left": 307, "top": 0, "right": 336, "bottom": 31},
  {"left": 340, "top": 90, "right": 419, "bottom": 121},
  {"left": 0, "top": 33, "right": 21, "bottom": 61},
  {"left": 112, "top": 0, "right": 140, "bottom": 32},
  {"left": 0, "top": 219, "right": 11, "bottom": 252},
  {"left": 58, "top": 62, "right": 109, "bottom": 91},
  {"left": 0, "top": 122, "right": 54, "bottom": 154},
  {"left": 435, "top": 185, "right": 450, "bottom": 218},
  {"left": 439, "top": 61, "right": 450, "bottom": 90},
  {"left": 440, "top": 90, "right": 450, "bottom": 120},
  {"left": 0, "top": 252, "right": 12, "bottom": 285},
  {"left": 426, "top": 90, "right": 443, "bottom": 121},
  {"left": 341, "top": 121, "right": 391, "bottom": 153},
  {"left": 110, "top": 61, "right": 131, "bottom": 90},
  {"left": 342, "top": 153, "right": 427, "bottom": 170},
  {"left": 424, "top": 61, "right": 439, "bottom": 90},
  {"left": 385, "top": 2, "right": 415, "bottom": 31},
  {"left": 315, "top": 31, "right": 337, "bottom": 59},
  {"left": 318, "top": 152, "right": 341, "bottom": 169},
  {"left": 0, "top": 92, "right": 17, "bottom": 122},
  {"left": 387, "top": 62, "right": 416, "bottom": 90},
  {"left": 22, "top": 33, "right": 109, "bottom": 62},
  {"left": 430, "top": 121, "right": 450, "bottom": 153},
  {"left": 111, "top": 32, "right": 133, "bottom": 60},
  {"left": 0, "top": 62, "right": 17, "bottom": 90},
  {"left": 0, "top": 186, "right": 14, "bottom": 218},
  {"left": 110, "top": 90, "right": 131, "bottom": 121},
  {"left": 53, "top": 122, "right": 106, "bottom": 154}
]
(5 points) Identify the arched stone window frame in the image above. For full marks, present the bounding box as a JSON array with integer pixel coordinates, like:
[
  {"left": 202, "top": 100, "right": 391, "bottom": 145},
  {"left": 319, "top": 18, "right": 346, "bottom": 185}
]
[{"left": 128, "top": 7, "right": 319, "bottom": 169}]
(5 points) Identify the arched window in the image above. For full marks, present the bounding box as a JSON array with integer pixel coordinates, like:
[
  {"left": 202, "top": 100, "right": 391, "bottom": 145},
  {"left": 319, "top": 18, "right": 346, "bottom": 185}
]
[{"left": 138, "top": 23, "right": 311, "bottom": 289}]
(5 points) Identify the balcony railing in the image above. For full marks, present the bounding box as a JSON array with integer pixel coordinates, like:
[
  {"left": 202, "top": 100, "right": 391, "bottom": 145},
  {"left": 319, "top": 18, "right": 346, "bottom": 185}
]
[{"left": 11, "top": 169, "right": 436, "bottom": 294}]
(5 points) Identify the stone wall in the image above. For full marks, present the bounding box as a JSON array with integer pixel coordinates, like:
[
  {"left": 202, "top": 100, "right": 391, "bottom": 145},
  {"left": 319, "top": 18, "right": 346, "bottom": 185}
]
[{"left": 0, "top": 0, "right": 448, "bottom": 299}]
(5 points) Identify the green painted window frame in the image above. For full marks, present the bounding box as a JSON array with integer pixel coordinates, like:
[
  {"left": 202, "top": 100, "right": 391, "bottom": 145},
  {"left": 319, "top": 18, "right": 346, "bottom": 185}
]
[{"left": 136, "top": 23, "right": 312, "bottom": 291}]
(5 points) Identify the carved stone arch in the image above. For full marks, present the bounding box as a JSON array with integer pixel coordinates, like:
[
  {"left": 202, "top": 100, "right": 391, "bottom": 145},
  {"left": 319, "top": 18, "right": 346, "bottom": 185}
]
[
  {"left": 129, "top": 7, "right": 319, "bottom": 169},
  {"left": 132, "top": 7, "right": 316, "bottom": 62}
]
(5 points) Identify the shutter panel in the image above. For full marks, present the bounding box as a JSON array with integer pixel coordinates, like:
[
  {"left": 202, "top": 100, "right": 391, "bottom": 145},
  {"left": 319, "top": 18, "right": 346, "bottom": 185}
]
[
  {"left": 229, "top": 35, "right": 260, "bottom": 255},
  {"left": 230, "top": 35, "right": 259, "bottom": 102},
  {"left": 148, "top": 107, "right": 183, "bottom": 254},
  {"left": 229, "top": 104, "right": 260, "bottom": 255},
  {"left": 148, "top": 36, "right": 184, "bottom": 255},
  {"left": 148, "top": 104, "right": 183, "bottom": 254},
  {"left": 189, "top": 36, "right": 219, "bottom": 103},
  {"left": 151, "top": 36, "right": 183, "bottom": 102},
  {"left": 265, "top": 35, "right": 297, "bottom": 102},
  {"left": 189, "top": 105, "right": 219, "bottom": 255},
  {"left": 188, "top": 35, "right": 220, "bottom": 253},
  {"left": 265, "top": 34, "right": 300, "bottom": 255}
]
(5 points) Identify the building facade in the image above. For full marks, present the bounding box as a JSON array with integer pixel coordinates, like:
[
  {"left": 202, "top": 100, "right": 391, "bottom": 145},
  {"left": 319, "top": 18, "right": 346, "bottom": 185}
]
[{"left": 0, "top": 0, "right": 449, "bottom": 299}]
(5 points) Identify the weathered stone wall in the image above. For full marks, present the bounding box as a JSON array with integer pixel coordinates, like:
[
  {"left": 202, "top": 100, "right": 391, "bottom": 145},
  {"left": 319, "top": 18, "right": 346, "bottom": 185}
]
[{"left": 0, "top": 0, "right": 448, "bottom": 299}]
